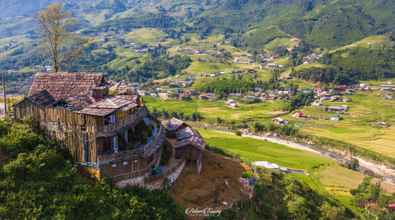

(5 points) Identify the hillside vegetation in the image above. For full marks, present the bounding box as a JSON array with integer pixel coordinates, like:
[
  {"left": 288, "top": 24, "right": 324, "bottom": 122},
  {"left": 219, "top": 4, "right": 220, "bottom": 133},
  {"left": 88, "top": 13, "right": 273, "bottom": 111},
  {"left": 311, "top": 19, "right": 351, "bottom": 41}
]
[
  {"left": 325, "top": 35, "right": 395, "bottom": 79},
  {"left": 0, "top": 120, "right": 185, "bottom": 219}
]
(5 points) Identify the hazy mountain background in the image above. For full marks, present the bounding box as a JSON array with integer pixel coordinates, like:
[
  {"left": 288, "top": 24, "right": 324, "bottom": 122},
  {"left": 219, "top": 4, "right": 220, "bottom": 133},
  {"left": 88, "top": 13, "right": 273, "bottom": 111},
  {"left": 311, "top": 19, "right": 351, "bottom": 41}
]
[{"left": 1, "top": 0, "right": 394, "bottom": 47}]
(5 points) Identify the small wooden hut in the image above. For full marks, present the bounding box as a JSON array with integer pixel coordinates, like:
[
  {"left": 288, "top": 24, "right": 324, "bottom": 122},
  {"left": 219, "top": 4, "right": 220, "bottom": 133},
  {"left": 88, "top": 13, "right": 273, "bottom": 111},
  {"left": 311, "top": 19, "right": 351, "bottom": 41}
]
[{"left": 164, "top": 118, "right": 206, "bottom": 174}]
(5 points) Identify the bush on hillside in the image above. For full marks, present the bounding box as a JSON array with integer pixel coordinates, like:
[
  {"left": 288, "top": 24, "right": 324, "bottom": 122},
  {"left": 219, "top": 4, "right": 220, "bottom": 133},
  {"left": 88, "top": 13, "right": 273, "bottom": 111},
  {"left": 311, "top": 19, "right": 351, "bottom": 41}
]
[
  {"left": 0, "top": 122, "right": 45, "bottom": 158},
  {"left": 351, "top": 177, "right": 395, "bottom": 219},
  {"left": 195, "top": 77, "right": 255, "bottom": 96},
  {"left": 211, "top": 170, "right": 354, "bottom": 220},
  {"left": 286, "top": 90, "right": 314, "bottom": 112}
]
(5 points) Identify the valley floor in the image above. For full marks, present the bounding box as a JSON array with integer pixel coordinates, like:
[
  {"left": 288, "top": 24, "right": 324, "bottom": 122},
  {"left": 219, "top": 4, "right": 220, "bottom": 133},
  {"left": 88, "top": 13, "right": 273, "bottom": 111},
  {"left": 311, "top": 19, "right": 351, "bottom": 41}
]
[
  {"left": 145, "top": 88, "right": 395, "bottom": 163},
  {"left": 194, "top": 128, "right": 395, "bottom": 214},
  {"left": 288, "top": 91, "right": 395, "bottom": 159}
]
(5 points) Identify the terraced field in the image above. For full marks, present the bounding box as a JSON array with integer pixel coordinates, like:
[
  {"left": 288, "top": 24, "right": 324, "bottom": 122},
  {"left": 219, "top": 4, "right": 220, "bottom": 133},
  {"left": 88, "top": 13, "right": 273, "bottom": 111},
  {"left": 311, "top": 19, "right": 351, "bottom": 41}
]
[
  {"left": 198, "top": 129, "right": 365, "bottom": 202},
  {"left": 144, "top": 97, "right": 287, "bottom": 124},
  {"left": 287, "top": 91, "right": 395, "bottom": 158},
  {"left": 125, "top": 28, "right": 168, "bottom": 46}
]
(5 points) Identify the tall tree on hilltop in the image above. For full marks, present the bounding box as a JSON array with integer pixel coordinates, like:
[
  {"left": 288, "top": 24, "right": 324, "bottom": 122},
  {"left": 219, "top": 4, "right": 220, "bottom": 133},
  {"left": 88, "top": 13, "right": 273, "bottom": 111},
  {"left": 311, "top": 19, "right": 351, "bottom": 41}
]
[{"left": 38, "top": 4, "right": 83, "bottom": 73}]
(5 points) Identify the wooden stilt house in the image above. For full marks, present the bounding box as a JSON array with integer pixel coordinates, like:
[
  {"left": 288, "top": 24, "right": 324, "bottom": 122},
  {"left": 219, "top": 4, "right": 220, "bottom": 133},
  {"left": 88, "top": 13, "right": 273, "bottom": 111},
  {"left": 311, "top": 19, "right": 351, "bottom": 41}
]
[{"left": 13, "top": 72, "right": 166, "bottom": 182}]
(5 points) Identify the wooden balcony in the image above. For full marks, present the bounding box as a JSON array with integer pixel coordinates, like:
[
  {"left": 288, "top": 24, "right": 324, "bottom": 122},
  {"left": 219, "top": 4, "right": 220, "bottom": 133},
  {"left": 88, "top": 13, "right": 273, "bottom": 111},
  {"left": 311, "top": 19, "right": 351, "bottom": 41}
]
[
  {"left": 96, "top": 107, "right": 148, "bottom": 137},
  {"left": 99, "top": 147, "right": 162, "bottom": 183},
  {"left": 104, "top": 157, "right": 159, "bottom": 183},
  {"left": 97, "top": 148, "right": 142, "bottom": 167},
  {"left": 96, "top": 124, "right": 165, "bottom": 167}
]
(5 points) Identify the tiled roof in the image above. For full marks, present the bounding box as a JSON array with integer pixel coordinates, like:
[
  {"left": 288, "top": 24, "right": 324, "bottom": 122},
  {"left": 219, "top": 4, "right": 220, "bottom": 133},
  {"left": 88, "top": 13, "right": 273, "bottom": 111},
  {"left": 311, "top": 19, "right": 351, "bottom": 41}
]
[
  {"left": 165, "top": 118, "right": 186, "bottom": 131},
  {"left": 26, "top": 90, "right": 56, "bottom": 106},
  {"left": 176, "top": 127, "right": 195, "bottom": 140},
  {"left": 166, "top": 119, "right": 206, "bottom": 150},
  {"left": 29, "top": 72, "right": 106, "bottom": 101},
  {"left": 23, "top": 72, "right": 142, "bottom": 117}
]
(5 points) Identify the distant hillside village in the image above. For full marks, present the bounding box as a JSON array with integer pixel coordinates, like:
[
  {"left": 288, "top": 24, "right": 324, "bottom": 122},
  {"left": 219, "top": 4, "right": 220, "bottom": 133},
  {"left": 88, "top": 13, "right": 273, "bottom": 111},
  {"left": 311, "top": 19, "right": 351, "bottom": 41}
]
[
  {"left": 12, "top": 72, "right": 206, "bottom": 189},
  {"left": 136, "top": 77, "right": 394, "bottom": 114}
]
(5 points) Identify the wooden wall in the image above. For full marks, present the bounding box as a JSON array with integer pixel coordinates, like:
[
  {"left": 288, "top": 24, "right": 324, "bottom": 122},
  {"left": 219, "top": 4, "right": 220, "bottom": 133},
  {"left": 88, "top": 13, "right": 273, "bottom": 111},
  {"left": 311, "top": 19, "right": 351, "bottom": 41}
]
[
  {"left": 175, "top": 145, "right": 202, "bottom": 163},
  {"left": 13, "top": 100, "right": 148, "bottom": 166},
  {"left": 14, "top": 101, "right": 100, "bottom": 163}
]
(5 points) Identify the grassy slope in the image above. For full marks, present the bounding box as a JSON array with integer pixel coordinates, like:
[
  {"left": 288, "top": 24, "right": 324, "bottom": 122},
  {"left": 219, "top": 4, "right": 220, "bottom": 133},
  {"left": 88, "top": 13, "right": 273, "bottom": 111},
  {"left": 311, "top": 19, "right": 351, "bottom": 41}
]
[
  {"left": 125, "top": 28, "right": 167, "bottom": 46},
  {"left": 185, "top": 62, "right": 235, "bottom": 74},
  {"left": 198, "top": 129, "right": 364, "bottom": 206},
  {"left": 326, "top": 35, "right": 395, "bottom": 76},
  {"left": 199, "top": 129, "right": 331, "bottom": 170},
  {"left": 243, "top": 26, "right": 289, "bottom": 51},
  {"left": 238, "top": 0, "right": 395, "bottom": 49},
  {"left": 329, "top": 35, "right": 394, "bottom": 53},
  {"left": 105, "top": 48, "right": 147, "bottom": 71},
  {"left": 145, "top": 89, "right": 395, "bottom": 161},
  {"left": 144, "top": 97, "right": 287, "bottom": 124},
  {"left": 263, "top": 37, "right": 299, "bottom": 52}
]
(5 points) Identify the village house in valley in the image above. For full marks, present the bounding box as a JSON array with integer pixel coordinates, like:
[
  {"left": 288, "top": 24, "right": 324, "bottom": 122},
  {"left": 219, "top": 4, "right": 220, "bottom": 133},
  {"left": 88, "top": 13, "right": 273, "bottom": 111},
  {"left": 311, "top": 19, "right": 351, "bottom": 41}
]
[{"left": 13, "top": 72, "right": 194, "bottom": 187}]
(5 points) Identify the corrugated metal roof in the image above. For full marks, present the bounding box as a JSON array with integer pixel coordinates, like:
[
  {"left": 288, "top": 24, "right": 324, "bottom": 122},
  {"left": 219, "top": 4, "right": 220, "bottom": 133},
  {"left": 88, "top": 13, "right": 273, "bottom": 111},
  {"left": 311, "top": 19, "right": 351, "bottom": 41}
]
[
  {"left": 165, "top": 118, "right": 186, "bottom": 131},
  {"left": 62, "top": 95, "right": 96, "bottom": 111},
  {"left": 78, "top": 95, "right": 139, "bottom": 116}
]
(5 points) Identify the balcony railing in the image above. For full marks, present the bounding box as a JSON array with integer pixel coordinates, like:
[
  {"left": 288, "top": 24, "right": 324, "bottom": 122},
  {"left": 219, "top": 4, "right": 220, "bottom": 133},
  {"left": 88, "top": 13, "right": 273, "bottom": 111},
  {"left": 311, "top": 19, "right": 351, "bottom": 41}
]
[
  {"left": 106, "top": 156, "right": 159, "bottom": 183},
  {"left": 96, "top": 124, "right": 165, "bottom": 167},
  {"left": 97, "top": 148, "right": 142, "bottom": 167},
  {"left": 142, "top": 125, "right": 165, "bottom": 157}
]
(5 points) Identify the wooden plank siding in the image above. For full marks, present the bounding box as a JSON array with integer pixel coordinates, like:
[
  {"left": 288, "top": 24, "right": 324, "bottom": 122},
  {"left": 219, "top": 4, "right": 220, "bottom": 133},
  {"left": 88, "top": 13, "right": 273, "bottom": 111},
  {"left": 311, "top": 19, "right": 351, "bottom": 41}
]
[
  {"left": 14, "top": 101, "right": 153, "bottom": 161},
  {"left": 14, "top": 101, "right": 101, "bottom": 163},
  {"left": 13, "top": 97, "right": 168, "bottom": 182}
]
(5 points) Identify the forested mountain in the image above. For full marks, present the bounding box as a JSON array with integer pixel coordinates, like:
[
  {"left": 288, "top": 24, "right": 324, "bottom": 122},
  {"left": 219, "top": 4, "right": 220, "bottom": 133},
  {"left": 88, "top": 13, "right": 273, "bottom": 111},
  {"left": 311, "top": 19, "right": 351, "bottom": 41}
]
[
  {"left": 1, "top": 0, "right": 395, "bottom": 48},
  {"left": 0, "top": 0, "right": 395, "bottom": 84}
]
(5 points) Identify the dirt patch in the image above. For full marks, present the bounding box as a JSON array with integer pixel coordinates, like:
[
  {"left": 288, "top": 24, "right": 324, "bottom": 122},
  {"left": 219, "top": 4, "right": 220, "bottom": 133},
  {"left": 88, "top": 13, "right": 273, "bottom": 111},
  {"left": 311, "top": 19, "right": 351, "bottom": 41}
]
[
  {"left": 170, "top": 150, "right": 248, "bottom": 210},
  {"left": 372, "top": 178, "right": 395, "bottom": 194},
  {"left": 380, "top": 182, "right": 395, "bottom": 194}
]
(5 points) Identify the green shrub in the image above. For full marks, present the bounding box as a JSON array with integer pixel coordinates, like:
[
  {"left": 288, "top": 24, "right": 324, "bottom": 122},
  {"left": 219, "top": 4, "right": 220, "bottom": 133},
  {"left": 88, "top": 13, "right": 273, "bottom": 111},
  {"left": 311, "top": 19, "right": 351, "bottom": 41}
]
[{"left": 0, "top": 122, "right": 44, "bottom": 157}]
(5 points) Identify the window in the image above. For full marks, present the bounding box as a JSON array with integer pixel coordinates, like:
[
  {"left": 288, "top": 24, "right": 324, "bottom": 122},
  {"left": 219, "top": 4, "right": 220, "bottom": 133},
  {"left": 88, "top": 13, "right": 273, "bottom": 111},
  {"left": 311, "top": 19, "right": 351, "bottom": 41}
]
[
  {"left": 104, "top": 114, "right": 116, "bottom": 125},
  {"left": 83, "top": 133, "right": 89, "bottom": 162},
  {"left": 124, "top": 130, "right": 129, "bottom": 144}
]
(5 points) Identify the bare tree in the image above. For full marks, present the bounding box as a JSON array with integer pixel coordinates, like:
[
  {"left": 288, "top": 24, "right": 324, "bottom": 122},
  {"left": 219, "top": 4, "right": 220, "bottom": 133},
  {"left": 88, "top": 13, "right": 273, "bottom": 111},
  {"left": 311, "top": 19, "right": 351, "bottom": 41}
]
[
  {"left": 0, "top": 52, "right": 7, "bottom": 118},
  {"left": 38, "top": 4, "right": 74, "bottom": 72}
]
